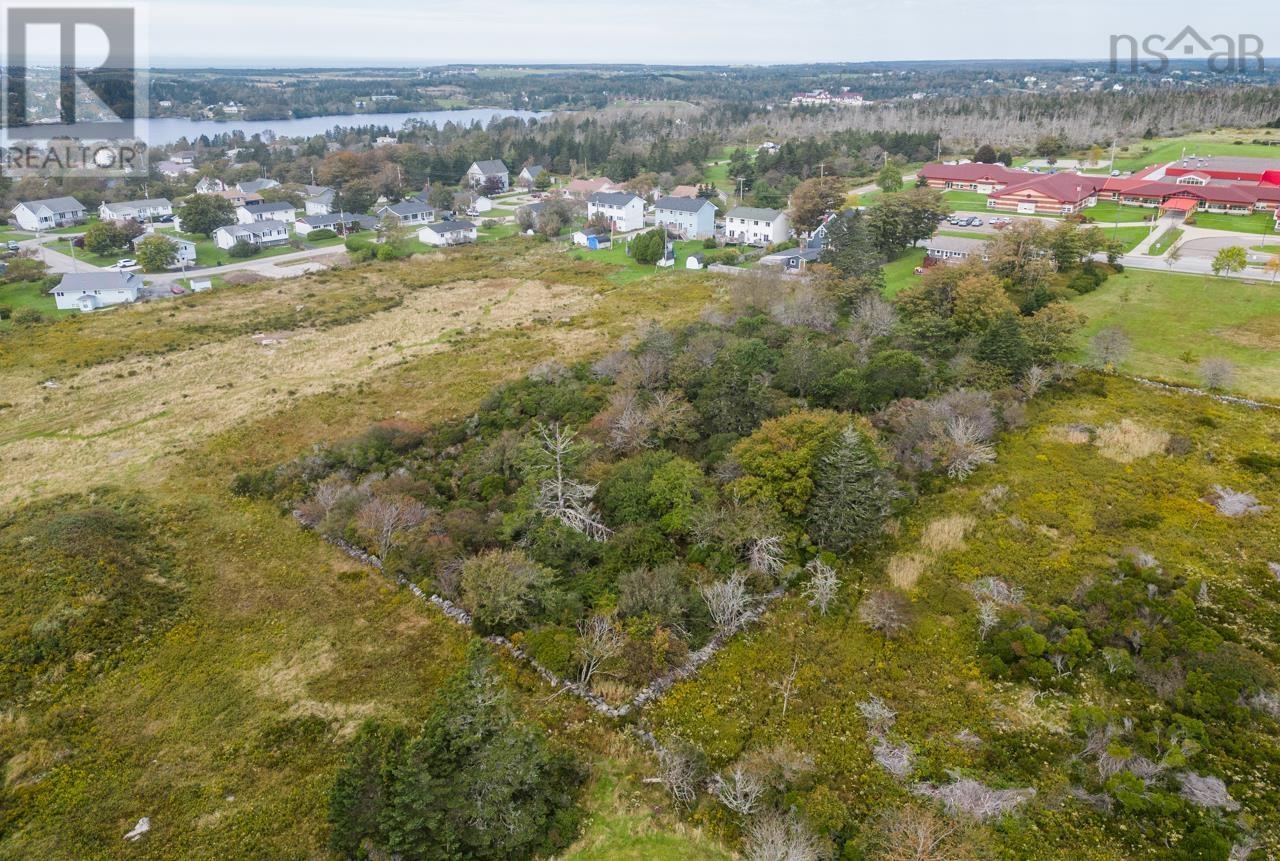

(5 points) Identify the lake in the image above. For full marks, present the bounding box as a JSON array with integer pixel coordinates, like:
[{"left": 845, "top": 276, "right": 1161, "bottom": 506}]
[{"left": 140, "top": 108, "right": 549, "bottom": 146}]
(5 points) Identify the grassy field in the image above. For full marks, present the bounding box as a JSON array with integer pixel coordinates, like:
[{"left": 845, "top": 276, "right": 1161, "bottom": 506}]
[
  {"left": 0, "top": 239, "right": 733, "bottom": 861},
  {"left": 0, "top": 280, "right": 70, "bottom": 329},
  {"left": 882, "top": 248, "right": 926, "bottom": 297},
  {"left": 569, "top": 237, "right": 713, "bottom": 285},
  {"left": 647, "top": 375, "right": 1280, "bottom": 859},
  {"left": 1084, "top": 200, "right": 1158, "bottom": 224},
  {"left": 1111, "top": 129, "right": 1280, "bottom": 173},
  {"left": 1071, "top": 267, "right": 1280, "bottom": 398},
  {"left": 1185, "top": 210, "right": 1278, "bottom": 236},
  {"left": 942, "top": 189, "right": 989, "bottom": 209},
  {"left": 1107, "top": 225, "right": 1155, "bottom": 252},
  {"left": 1148, "top": 227, "right": 1184, "bottom": 255}
]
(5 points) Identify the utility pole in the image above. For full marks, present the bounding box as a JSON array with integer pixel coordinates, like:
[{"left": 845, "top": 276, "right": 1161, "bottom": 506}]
[
  {"left": 735, "top": 176, "right": 745, "bottom": 204},
  {"left": 818, "top": 161, "right": 825, "bottom": 179}
]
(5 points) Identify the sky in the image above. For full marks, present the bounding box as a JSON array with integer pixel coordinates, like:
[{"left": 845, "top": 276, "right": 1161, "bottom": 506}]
[{"left": 18, "top": 0, "right": 1280, "bottom": 66}]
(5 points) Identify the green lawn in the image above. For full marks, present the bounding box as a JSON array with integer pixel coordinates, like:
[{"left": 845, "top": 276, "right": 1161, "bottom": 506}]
[
  {"left": 936, "top": 230, "right": 990, "bottom": 240},
  {"left": 942, "top": 189, "right": 990, "bottom": 208},
  {"left": 1148, "top": 227, "right": 1184, "bottom": 256},
  {"left": 478, "top": 222, "right": 520, "bottom": 242},
  {"left": 882, "top": 248, "right": 926, "bottom": 297},
  {"left": 1111, "top": 130, "right": 1280, "bottom": 173},
  {"left": 1108, "top": 225, "right": 1155, "bottom": 253},
  {"left": 1083, "top": 200, "right": 1158, "bottom": 224},
  {"left": 0, "top": 280, "right": 69, "bottom": 329},
  {"left": 1070, "top": 267, "right": 1280, "bottom": 397},
  {"left": 570, "top": 237, "right": 713, "bottom": 284},
  {"left": 50, "top": 239, "right": 122, "bottom": 268},
  {"left": 1185, "top": 210, "right": 1278, "bottom": 236}
]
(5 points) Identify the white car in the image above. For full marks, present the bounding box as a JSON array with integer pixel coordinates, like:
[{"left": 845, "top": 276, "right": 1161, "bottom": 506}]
[{"left": 115, "top": 258, "right": 138, "bottom": 268}]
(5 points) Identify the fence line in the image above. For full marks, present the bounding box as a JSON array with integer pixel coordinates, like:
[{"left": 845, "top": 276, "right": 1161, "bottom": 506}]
[{"left": 300, "top": 515, "right": 787, "bottom": 720}]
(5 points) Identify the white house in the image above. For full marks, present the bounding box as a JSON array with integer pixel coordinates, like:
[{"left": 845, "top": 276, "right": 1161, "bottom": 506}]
[
  {"left": 214, "top": 220, "right": 291, "bottom": 250},
  {"left": 11, "top": 196, "right": 87, "bottom": 231},
  {"left": 418, "top": 220, "right": 478, "bottom": 246},
  {"left": 470, "top": 196, "right": 494, "bottom": 214},
  {"left": 518, "top": 165, "right": 545, "bottom": 189},
  {"left": 195, "top": 176, "right": 226, "bottom": 194},
  {"left": 724, "top": 206, "right": 791, "bottom": 246},
  {"left": 132, "top": 232, "right": 197, "bottom": 267},
  {"left": 237, "top": 201, "right": 297, "bottom": 224},
  {"left": 99, "top": 198, "right": 173, "bottom": 222},
  {"left": 295, "top": 212, "right": 379, "bottom": 236},
  {"left": 156, "top": 160, "right": 196, "bottom": 178},
  {"left": 653, "top": 195, "right": 717, "bottom": 239},
  {"left": 587, "top": 192, "right": 645, "bottom": 233},
  {"left": 376, "top": 200, "right": 433, "bottom": 226},
  {"left": 464, "top": 160, "right": 510, "bottom": 192},
  {"left": 302, "top": 185, "right": 336, "bottom": 216},
  {"left": 924, "top": 235, "right": 990, "bottom": 263},
  {"left": 49, "top": 271, "right": 142, "bottom": 311}
]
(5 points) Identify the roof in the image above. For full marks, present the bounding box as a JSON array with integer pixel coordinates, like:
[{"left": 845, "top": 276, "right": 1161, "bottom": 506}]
[
  {"left": 218, "top": 220, "right": 289, "bottom": 237},
  {"left": 589, "top": 191, "right": 643, "bottom": 207},
  {"left": 380, "top": 200, "right": 432, "bottom": 217},
  {"left": 566, "top": 177, "right": 616, "bottom": 194},
  {"left": 104, "top": 197, "right": 172, "bottom": 211},
  {"left": 240, "top": 201, "right": 295, "bottom": 213},
  {"left": 919, "top": 162, "right": 1026, "bottom": 184},
  {"left": 298, "top": 212, "right": 379, "bottom": 228},
  {"left": 237, "top": 178, "right": 279, "bottom": 194},
  {"left": 521, "top": 165, "right": 544, "bottom": 178},
  {"left": 1167, "top": 155, "right": 1280, "bottom": 176},
  {"left": 51, "top": 270, "right": 141, "bottom": 294},
  {"left": 668, "top": 185, "right": 700, "bottom": 198},
  {"left": 423, "top": 220, "right": 477, "bottom": 234},
  {"left": 303, "top": 186, "right": 335, "bottom": 202},
  {"left": 655, "top": 195, "right": 715, "bottom": 213},
  {"left": 726, "top": 205, "right": 783, "bottom": 221},
  {"left": 926, "top": 235, "right": 989, "bottom": 254},
  {"left": 989, "top": 173, "right": 1104, "bottom": 204},
  {"left": 1161, "top": 197, "right": 1199, "bottom": 212},
  {"left": 15, "top": 196, "right": 85, "bottom": 214},
  {"left": 471, "top": 159, "right": 508, "bottom": 175},
  {"left": 133, "top": 232, "right": 194, "bottom": 248}
]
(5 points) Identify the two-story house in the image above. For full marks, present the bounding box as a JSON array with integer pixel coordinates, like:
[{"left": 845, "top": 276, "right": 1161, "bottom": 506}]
[
  {"left": 724, "top": 206, "right": 791, "bottom": 247},
  {"left": 587, "top": 192, "right": 645, "bottom": 233},
  {"left": 653, "top": 196, "right": 717, "bottom": 239}
]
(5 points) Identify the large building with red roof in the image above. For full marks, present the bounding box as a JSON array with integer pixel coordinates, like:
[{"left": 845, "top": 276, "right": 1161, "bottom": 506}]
[{"left": 921, "top": 155, "right": 1280, "bottom": 225}]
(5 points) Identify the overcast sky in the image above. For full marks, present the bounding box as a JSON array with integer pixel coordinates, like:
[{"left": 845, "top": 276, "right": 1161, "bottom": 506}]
[{"left": 30, "top": 0, "right": 1280, "bottom": 66}]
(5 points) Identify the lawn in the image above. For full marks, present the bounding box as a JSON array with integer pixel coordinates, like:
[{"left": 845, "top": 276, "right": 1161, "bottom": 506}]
[
  {"left": 1147, "top": 227, "right": 1184, "bottom": 255},
  {"left": 1107, "top": 225, "right": 1155, "bottom": 253},
  {"left": 1070, "top": 267, "right": 1280, "bottom": 398},
  {"left": 569, "top": 237, "right": 714, "bottom": 284},
  {"left": 942, "top": 189, "right": 989, "bottom": 209},
  {"left": 0, "top": 280, "right": 69, "bottom": 329},
  {"left": 49, "top": 239, "right": 121, "bottom": 268},
  {"left": 1083, "top": 200, "right": 1158, "bottom": 224},
  {"left": 1185, "top": 210, "right": 1278, "bottom": 236},
  {"left": 881, "top": 247, "right": 926, "bottom": 297},
  {"left": 1111, "top": 129, "right": 1280, "bottom": 173}
]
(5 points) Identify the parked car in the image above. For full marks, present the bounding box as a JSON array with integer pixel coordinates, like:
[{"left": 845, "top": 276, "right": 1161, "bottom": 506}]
[
  {"left": 170, "top": 285, "right": 185, "bottom": 295},
  {"left": 968, "top": 217, "right": 984, "bottom": 226},
  {"left": 115, "top": 258, "right": 137, "bottom": 268}
]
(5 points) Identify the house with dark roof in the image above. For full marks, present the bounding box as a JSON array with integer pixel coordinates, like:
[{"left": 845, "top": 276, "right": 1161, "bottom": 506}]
[
  {"left": 100, "top": 198, "right": 173, "bottom": 222},
  {"left": 725, "top": 206, "right": 791, "bottom": 246},
  {"left": 214, "top": 220, "right": 291, "bottom": 250},
  {"left": 11, "top": 196, "right": 87, "bottom": 231},
  {"left": 132, "top": 232, "right": 197, "bottom": 267},
  {"left": 302, "top": 185, "right": 336, "bottom": 215},
  {"left": 464, "top": 159, "right": 510, "bottom": 192},
  {"left": 759, "top": 246, "right": 822, "bottom": 272},
  {"left": 924, "top": 235, "right": 990, "bottom": 263},
  {"left": 587, "top": 192, "right": 645, "bottom": 232},
  {"left": 654, "top": 196, "right": 717, "bottom": 239},
  {"left": 237, "top": 200, "right": 298, "bottom": 224},
  {"left": 295, "top": 212, "right": 379, "bottom": 236},
  {"left": 418, "top": 220, "right": 477, "bottom": 246},
  {"left": 236, "top": 178, "right": 280, "bottom": 195},
  {"left": 376, "top": 200, "right": 433, "bottom": 226},
  {"left": 518, "top": 164, "right": 545, "bottom": 189},
  {"left": 49, "top": 270, "right": 142, "bottom": 311}
]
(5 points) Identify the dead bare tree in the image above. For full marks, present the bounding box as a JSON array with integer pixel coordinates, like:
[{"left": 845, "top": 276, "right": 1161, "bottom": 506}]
[
  {"left": 913, "top": 775, "right": 1035, "bottom": 821},
  {"left": 355, "top": 494, "right": 428, "bottom": 558},
  {"left": 801, "top": 559, "right": 840, "bottom": 615},
  {"left": 712, "top": 763, "right": 765, "bottom": 817},
  {"left": 575, "top": 614, "right": 624, "bottom": 686},
  {"left": 747, "top": 535, "right": 786, "bottom": 578},
  {"left": 1179, "top": 772, "right": 1239, "bottom": 811},
  {"left": 701, "top": 572, "right": 753, "bottom": 632},
  {"left": 649, "top": 744, "right": 699, "bottom": 807},
  {"left": 943, "top": 417, "right": 996, "bottom": 481},
  {"left": 531, "top": 422, "right": 613, "bottom": 541},
  {"left": 772, "top": 655, "right": 801, "bottom": 717},
  {"left": 859, "top": 588, "right": 912, "bottom": 642},
  {"left": 744, "top": 809, "right": 825, "bottom": 861}
]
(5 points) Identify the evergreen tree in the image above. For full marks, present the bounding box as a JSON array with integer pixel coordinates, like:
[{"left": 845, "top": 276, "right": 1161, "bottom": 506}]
[
  {"left": 974, "top": 144, "right": 998, "bottom": 163},
  {"left": 808, "top": 425, "right": 896, "bottom": 555},
  {"left": 328, "top": 645, "right": 583, "bottom": 861},
  {"left": 820, "top": 210, "right": 884, "bottom": 281},
  {"left": 976, "top": 312, "right": 1033, "bottom": 377}
]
